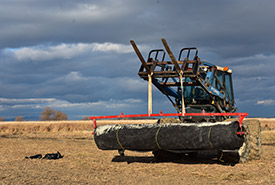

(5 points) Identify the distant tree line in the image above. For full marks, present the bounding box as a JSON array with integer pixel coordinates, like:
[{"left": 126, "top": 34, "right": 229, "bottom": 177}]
[
  {"left": 15, "top": 116, "right": 24, "bottom": 121},
  {"left": 40, "top": 106, "right": 68, "bottom": 121},
  {"left": 0, "top": 116, "right": 24, "bottom": 121},
  {"left": 82, "top": 116, "right": 89, "bottom": 120},
  {"left": 0, "top": 107, "right": 90, "bottom": 121}
]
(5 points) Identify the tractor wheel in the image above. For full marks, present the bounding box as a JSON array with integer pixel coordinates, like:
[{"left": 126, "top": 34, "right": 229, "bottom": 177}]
[
  {"left": 238, "top": 119, "right": 262, "bottom": 162},
  {"left": 218, "top": 151, "right": 240, "bottom": 164}
]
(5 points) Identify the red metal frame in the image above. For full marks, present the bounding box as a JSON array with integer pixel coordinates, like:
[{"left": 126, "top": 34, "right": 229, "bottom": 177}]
[{"left": 90, "top": 111, "right": 248, "bottom": 135}]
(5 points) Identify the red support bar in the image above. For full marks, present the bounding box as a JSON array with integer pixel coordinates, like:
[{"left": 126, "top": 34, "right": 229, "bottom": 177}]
[
  {"left": 93, "top": 119, "right": 97, "bottom": 129},
  {"left": 89, "top": 111, "right": 248, "bottom": 130}
]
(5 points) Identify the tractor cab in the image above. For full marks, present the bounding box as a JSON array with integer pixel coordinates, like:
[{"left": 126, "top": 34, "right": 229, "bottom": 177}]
[{"left": 136, "top": 41, "right": 236, "bottom": 117}]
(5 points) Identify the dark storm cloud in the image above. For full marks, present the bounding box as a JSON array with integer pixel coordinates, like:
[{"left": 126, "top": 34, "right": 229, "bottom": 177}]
[
  {"left": 0, "top": 0, "right": 275, "bottom": 119},
  {"left": 0, "top": 0, "right": 145, "bottom": 47},
  {"left": 0, "top": 43, "right": 144, "bottom": 100},
  {"left": 2, "top": 0, "right": 275, "bottom": 53}
]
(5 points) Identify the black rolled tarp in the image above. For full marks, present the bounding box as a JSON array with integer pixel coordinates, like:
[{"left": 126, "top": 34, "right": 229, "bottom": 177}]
[{"left": 94, "top": 121, "right": 244, "bottom": 151}]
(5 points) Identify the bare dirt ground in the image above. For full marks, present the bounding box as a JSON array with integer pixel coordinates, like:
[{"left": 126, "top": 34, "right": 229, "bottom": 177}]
[{"left": 0, "top": 119, "right": 274, "bottom": 185}]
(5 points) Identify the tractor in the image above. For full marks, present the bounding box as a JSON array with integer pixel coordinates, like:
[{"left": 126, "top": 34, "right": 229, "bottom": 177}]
[{"left": 90, "top": 39, "right": 261, "bottom": 163}]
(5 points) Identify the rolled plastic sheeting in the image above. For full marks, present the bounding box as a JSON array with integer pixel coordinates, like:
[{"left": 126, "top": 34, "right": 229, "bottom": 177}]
[{"left": 94, "top": 121, "right": 244, "bottom": 151}]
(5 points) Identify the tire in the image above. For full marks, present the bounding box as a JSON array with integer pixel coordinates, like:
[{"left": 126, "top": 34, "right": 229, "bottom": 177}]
[
  {"left": 218, "top": 151, "right": 240, "bottom": 164},
  {"left": 238, "top": 119, "right": 262, "bottom": 162}
]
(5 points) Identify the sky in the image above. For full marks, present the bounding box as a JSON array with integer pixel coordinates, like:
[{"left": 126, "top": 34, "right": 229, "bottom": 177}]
[{"left": 0, "top": 0, "right": 275, "bottom": 120}]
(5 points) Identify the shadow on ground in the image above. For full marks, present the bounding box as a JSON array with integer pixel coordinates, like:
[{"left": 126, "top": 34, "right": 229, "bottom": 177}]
[{"left": 112, "top": 154, "right": 237, "bottom": 166}]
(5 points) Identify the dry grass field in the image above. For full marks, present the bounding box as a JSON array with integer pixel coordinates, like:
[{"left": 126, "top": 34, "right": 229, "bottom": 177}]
[{"left": 0, "top": 119, "right": 274, "bottom": 184}]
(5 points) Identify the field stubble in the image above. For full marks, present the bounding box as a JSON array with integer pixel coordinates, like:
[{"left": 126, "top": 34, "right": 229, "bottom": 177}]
[{"left": 0, "top": 119, "right": 274, "bottom": 184}]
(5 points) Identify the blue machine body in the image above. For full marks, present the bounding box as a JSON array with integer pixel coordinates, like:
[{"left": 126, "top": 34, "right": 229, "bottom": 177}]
[{"left": 136, "top": 47, "right": 236, "bottom": 115}]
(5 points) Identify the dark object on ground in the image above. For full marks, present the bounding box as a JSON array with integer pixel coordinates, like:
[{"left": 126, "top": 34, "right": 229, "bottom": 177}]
[
  {"left": 43, "top": 151, "right": 63, "bottom": 160},
  {"left": 25, "top": 154, "right": 42, "bottom": 159},
  {"left": 25, "top": 152, "right": 63, "bottom": 160}
]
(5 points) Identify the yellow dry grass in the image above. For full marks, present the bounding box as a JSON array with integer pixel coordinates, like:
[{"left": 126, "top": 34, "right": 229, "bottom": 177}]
[
  {"left": 251, "top": 118, "right": 275, "bottom": 130},
  {"left": 0, "top": 119, "right": 158, "bottom": 134}
]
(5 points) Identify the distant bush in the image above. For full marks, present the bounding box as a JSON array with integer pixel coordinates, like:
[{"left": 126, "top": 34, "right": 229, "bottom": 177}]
[
  {"left": 82, "top": 116, "right": 89, "bottom": 120},
  {"left": 53, "top": 110, "right": 68, "bottom": 121},
  {"left": 15, "top": 116, "right": 24, "bottom": 121},
  {"left": 40, "top": 106, "right": 55, "bottom": 121},
  {"left": 0, "top": 117, "right": 4, "bottom": 121},
  {"left": 40, "top": 106, "right": 68, "bottom": 121}
]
